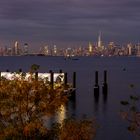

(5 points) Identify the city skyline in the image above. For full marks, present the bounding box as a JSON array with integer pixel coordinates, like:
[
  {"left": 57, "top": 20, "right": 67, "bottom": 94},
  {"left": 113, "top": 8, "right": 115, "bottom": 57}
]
[{"left": 0, "top": 0, "right": 140, "bottom": 50}]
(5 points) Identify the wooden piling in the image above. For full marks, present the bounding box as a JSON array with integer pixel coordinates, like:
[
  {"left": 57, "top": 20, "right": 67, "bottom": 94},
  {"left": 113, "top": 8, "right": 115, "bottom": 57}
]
[
  {"left": 94, "top": 71, "right": 99, "bottom": 94},
  {"left": 19, "top": 68, "right": 22, "bottom": 73},
  {"left": 104, "top": 70, "right": 107, "bottom": 83},
  {"left": 95, "top": 71, "right": 99, "bottom": 85},
  {"left": 59, "top": 69, "right": 62, "bottom": 73},
  {"left": 102, "top": 70, "right": 108, "bottom": 95},
  {"left": 49, "top": 70, "right": 54, "bottom": 89},
  {"left": 73, "top": 72, "right": 76, "bottom": 89},
  {"left": 70, "top": 72, "right": 76, "bottom": 100},
  {"left": 64, "top": 72, "right": 67, "bottom": 88},
  {"left": 35, "top": 72, "right": 38, "bottom": 81},
  {"left": 6, "top": 69, "right": 9, "bottom": 72}
]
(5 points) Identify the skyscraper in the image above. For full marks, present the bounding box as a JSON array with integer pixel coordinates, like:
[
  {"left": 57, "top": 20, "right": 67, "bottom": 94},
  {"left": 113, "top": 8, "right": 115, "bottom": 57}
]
[
  {"left": 13, "top": 41, "right": 20, "bottom": 55},
  {"left": 98, "top": 31, "right": 102, "bottom": 48},
  {"left": 136, "top": 44, "right": 140, "bottom": 56},
  {"left": 127, "top": 43, "right": 132, "bottom": 55},
  {"left": 97, "top": 31, "right": 104, "bottom": 52},
  {"left": 43, "top": 45, "right": 49, "bottom": 55},
  {"left": 88, "top": 42, "right": 93, "bottom": 53},
  {"left": 23, "top": 43, "right": 29, "bottom": 55}
]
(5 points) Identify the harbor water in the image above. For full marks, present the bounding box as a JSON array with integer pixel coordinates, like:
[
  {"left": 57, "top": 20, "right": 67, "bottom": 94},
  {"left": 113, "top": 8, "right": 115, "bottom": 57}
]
[{"left": 0, "top": 56, "right": 140, "bottom": 140}]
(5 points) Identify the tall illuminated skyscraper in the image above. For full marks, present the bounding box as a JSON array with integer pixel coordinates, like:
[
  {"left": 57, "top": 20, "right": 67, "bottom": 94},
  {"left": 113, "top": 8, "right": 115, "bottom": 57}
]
[
  {"left": 53, "top": 45, "right": 57, "bottom": 55},
  {"left": 43, "top": 45, "right": 49, "bottom": 55},
  {"left": 98, "top": 31, "right": 102, "bottom": 48},
  {"left": 88, "top": 42, "right": 93, "bottom": 53},
  {"left": 13, "top": 41, "right": 20, "bottom": 55},
  {"left": 137, "top": 44, "right": 140, "bottom": 56},
  {"left": 127, "top": 43, "right": 132, "bottom": 55},
  {"left": 88, "top": 42, "right": 94, "bottom": 56},
  {"left": 97, "top": 31, "right": 104, "bottom": 52},
  {"left": 23, "top": 43, "right": 29, "bottom": 55}
]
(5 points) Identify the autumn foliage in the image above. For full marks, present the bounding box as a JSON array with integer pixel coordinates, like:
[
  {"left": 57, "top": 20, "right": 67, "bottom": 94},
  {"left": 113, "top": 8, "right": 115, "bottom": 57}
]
[
  {"left": 120, "top": 84, "right": 140, "bottom": 138},
  {"left": 58, "top": 118, "right": 96, "bottom": 140},
  {"left": 0, "top": 72, "right": 67, "bottom": 139},
  {"left": 0, "top": 65, "right": 96, "bottom": 140}
]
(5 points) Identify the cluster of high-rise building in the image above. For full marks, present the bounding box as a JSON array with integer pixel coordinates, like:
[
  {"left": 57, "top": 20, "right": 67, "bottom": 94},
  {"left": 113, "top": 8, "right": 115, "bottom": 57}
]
[
  {"left": 0, "top": 34, "right": 140, "bottom": 56},
  {"left": 0, "top": 41, "right": 29, "bottom": 56}
]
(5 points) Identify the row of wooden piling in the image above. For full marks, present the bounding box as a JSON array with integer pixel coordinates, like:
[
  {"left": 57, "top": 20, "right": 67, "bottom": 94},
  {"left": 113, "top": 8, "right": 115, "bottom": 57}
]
[
  {"left": 48, "top": 70, "right": 76, "bottom": 91},
  {"left": 94, "top": 70, "right": 108, "bottom": 95},
  {"left": 0, "top": 69, "right": 76, "bottom": 89},
  {"left": 0, "top": 69, "right": 108, "bottom": 101}
]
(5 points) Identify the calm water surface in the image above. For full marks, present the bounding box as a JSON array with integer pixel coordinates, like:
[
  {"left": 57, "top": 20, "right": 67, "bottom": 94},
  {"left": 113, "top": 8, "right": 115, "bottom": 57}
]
[{"left": 0, "top": 56, "right": 140, "bottom": 140}]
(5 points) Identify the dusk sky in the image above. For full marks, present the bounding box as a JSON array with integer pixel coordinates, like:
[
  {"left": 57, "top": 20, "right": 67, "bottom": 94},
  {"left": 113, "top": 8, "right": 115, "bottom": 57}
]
[{"left": 0, "top": 0, "right": 140, "bottom": 49}]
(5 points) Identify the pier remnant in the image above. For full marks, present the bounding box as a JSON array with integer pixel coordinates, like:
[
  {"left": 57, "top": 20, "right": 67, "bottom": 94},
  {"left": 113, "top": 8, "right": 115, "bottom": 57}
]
[
  {"left": 49, "top": 70, "right": 54, "bottom": 89},
  {"left": 73, "top": 72, "right": 76, "bottom": 89},
  {"left": 59, "top": 69, "right": 62, "bottom": 73},
  {"left": 6, "top": 69, "right": 9, "bottom": 72},
  {"left": 69, "top": 72, "right": 76, "bottom": 100},
  {"left": 19, "top": 68, "right": 22, "bottom": 73},
  {"left": 64, "top": 72, "right": 68, "bottom": 88},
  {"left": 102, "top": 70, "right": 108, "bottom": 95},
  {"left": 35, "top": 71, "right": 38, "bottom": 81},
  {"left": 94, "top": 71, "right": 99, "bottom": 95}
]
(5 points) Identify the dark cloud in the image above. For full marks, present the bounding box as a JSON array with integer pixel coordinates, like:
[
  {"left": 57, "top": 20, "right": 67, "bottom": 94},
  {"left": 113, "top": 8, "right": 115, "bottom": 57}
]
[{"left": 0, "top": 0, "right": 140, "bottom": 49}]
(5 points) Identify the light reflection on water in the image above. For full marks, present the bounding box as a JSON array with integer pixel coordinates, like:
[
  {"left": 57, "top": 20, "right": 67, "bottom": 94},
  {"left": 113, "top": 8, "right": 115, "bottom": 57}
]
[
  {"left": 55, "top": 98, "right": 76, "bottom": 123},
  {"left": 55, "top": 105, "right": 66, "bottom": 124},
  {"left": 43, "top": 100, "right": 76, "bottom": 129}
]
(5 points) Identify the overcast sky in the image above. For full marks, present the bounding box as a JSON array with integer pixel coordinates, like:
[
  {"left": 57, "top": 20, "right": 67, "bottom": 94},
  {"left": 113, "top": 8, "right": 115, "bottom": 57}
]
[{"left": 0, "top": 0, "right": 140, "bottom": 49}]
